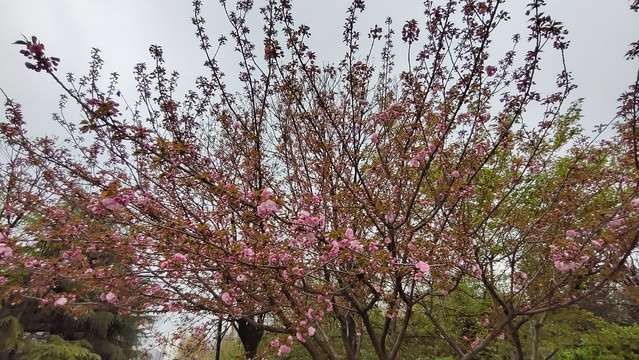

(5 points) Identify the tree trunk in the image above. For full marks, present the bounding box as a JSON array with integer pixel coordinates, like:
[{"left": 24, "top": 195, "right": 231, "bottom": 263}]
[
  {"left": 215, "top": 319, "right": 223, "bottom": 360},
  {"left": 340, "top": 312, "right": 361, "bottom": 360},
  {"left": 237, "top": 318, "right": 264, "bottom": 359}
]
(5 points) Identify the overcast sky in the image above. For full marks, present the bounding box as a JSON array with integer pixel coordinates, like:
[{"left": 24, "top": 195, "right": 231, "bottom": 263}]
[{"left": 0, "top": 1, "right": 637, "bottom": 137}]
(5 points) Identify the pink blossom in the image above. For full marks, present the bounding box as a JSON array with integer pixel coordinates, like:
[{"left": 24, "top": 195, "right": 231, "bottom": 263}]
[
  {"left": 270, "top": 338, "right": 280, "bottom": 347},
  {"left": 54, "top": 297, "right": 68, "bottom": 307},
  {"left": 565, "top": 230, "right": 578, "bottom": 238},
  {"left": 278, "top": 345, "right": 292, "bottom": 356},
  {"left": 221, "top": 292, "right": 233, "bottom": 305},
  {"left": 257, "top": 199, "right": 278, "bottom": 218},
  {"left": 136, "top": 195, "right": 149, "bottom": 206},
  {"left": 306, "top": 308, "right": 315, "bottom": 319},
  {"left": 173, "top": 253, "right": 187, "bottom": 262},
  {"left": 553, "top": 256, "right": 587, "bottom": 272},
  {"left": 409, "top": 149, "right": 428, "bottom": 167},
  {"left": 592, "top": 239, "right": 604, "bottom": 248},
  {"left": 101, "top": 197, "right": 124, "bottom": 211},
  {"left": 345, "top": 227, "right": 354, "bottom": 239},
  {"left": 349, "top": 239, "right": 363, "bottom": 252},
  {"left": 294, "top": 210, "right": 324, "bottom": 229},
  {"left": 27, "top": 43, "right": 44, "bottom": 55},
  {"left": 296, "top": 332, "right": 306, "bottom": 343},
  {"left": 415, "top": 261, "right": 430, "bottom": 273},
  {"left": 105, "top": 291, "right": 117, "bottom": 304},
  {"left": 292, "top": 267, "right": 305, "bottom": 277},
  {"left": 485, "top": 65, "right": 497, "bottom": 76},
  {"left": 0, "top": 276, "right": 5, "bottom": 286},
  {"left": 470, "top": 337, "right": 480, "bottom": 348},
  {"left": 237, "top": 274, "right": 247, "bottom": 282},
  {"left": 451, "top": 170, "right": 460, "bottom": 178},
  {"left": 329, "top": 240, "right": 340, "bottom": 257},
  {"left": 371, "top": 132, "right": 379, "bottom": 143},
  {"left": 632, "top": 198, "right": 639, "bottom": 208},
  {"left": 165, "top": 302, "right": 181, "bottom": 312},
  {"left": 262, "top": 188, "right": 273, "bottom": 198},
  {"left": 608, "top": 218, "right": 625, "bottom": 229},
  {"left": 0, "top": 243, "right": 12, "bottom": 258},
  {"left": 308, "top": 326, "right": 316, "bottom": 336}
]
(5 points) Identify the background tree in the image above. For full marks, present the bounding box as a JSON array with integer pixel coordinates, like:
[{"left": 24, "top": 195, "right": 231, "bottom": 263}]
[
  {"left": 1, "top": 0, "right": 638, "bottom": 359},
  {"left": 0, "top": 145, "right": 148, "bottom": 360}
]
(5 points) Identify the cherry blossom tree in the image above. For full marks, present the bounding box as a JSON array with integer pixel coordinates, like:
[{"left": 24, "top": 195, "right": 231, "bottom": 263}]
[{"left": 2, "top": 1, "right": 638, "bottom": 359}]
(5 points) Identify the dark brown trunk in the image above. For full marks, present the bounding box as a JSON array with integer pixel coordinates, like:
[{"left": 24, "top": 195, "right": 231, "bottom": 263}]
[{"left": 237, "top": 318, "right": 264, "bottom": 359}]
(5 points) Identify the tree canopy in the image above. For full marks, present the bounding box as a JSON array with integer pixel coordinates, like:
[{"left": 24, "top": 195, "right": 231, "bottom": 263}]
[{"left": 1, "top": 1, "right": 639, "bottom": 359}]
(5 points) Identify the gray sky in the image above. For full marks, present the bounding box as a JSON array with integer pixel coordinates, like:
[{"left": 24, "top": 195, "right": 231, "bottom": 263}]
[{"left": 0, "top": 1, "right": 637, "bottom": 137}]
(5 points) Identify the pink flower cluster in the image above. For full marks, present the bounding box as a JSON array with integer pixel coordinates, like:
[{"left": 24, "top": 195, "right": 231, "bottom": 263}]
[
  {"left": 474, "top": 140, "right": 490, "bottom": 155},
  {"left": 551, "top": 241, "right": 590, "bottom": 272},
  {"left": 0, "top": 241, "right": 12, "bottom": 259},
  {"left": 608, "top": 217, "right": 626, "bottom": 232},
  {"left": 415, "top": 261, "right": 430, "bottom": 272},
  {"left": 100, "top": 291, "right": 118, "bottom": 304},
  {"left": 17, "top": 37, "right": 60, "bottom": 72},
  {"left": 221, "top": 292, "right": 234, "bottom": 305},
  {"left": 257, "top": 199, "right": 278, "bottom": 218},
  {"left": 54, "top": 296, "right": 68, "bottom": 307},
  {"left": 328, "top": 228, "right": 364, "bottom": 257},
  {"left": 0, "top": 233, "right": 12, "bottom": 265},
  {"left": 293, "top": 210, "right": 325, "bottom": 229},
  {"left": 415, "top": 261, "right": 430, "bottom": 278},
  {"left": 278, "top": 345, "right": 291, "bottom": 356},
  {"left": 343, "top": 227, "right": 363, "bottom": 252},
  {"left": 291, "top": 210, "right": 325, "bottom": 248},
  {"left": 271, "top": 336, "right": 294, "bottom": 356},
  {"left": 408, "top": 143, "right": 437, "bottom": 167},
  {"left": 102, "top": 197, "right": 125, "bottom": 211},
  {"left": 173, "top": 253, "right": 187, "bottom": 262},
  {"left": 61, "top": 248, "right": 83, "bottom": 260},
  {"left": 485, "top": 65, "right": 498, "bottom": 76},
  {"left": 89, "top": 190, "right": 137, "bottom": 214}
]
